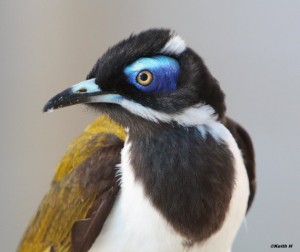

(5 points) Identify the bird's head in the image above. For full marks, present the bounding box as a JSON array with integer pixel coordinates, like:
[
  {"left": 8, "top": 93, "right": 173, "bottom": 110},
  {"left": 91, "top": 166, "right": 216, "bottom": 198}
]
[{"left": 43, "top": 29, "right": 225, "bottom": 128}]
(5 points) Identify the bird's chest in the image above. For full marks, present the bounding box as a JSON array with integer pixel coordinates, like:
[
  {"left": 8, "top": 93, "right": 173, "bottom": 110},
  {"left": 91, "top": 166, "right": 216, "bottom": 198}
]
[
  {"left": 90, "top": 140, "right": 186, "bottom": 252},
  {"left": 90, "top": 125, "right": 249, "bottom": 252}
]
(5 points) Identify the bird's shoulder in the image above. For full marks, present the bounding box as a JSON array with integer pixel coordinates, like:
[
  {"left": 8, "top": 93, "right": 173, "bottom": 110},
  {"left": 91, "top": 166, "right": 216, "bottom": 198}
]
[{"left": 18, "top": 114, "right": 126, "bottom": 252}]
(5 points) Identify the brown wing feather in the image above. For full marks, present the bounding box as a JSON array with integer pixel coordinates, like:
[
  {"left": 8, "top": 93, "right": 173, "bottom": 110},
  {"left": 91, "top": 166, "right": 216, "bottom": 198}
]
[
  {"left": 224, "top": 117, "right": 256, "bottom": 212},
  {"left": 70, "top": 137, "right": 122, "bottom": 252},
  {"left": 18, "top": 114, "right": 125, "bottom": 252}
]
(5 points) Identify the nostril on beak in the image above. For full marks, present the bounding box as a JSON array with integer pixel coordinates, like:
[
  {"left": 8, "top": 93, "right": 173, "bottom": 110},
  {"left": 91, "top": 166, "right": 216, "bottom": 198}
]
[{"left": 76, "top": 88, "right": 87, "bottom": 93}]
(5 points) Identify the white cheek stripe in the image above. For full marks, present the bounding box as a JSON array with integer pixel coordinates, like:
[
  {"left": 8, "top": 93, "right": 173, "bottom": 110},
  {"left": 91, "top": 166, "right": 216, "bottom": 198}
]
[
  {"left": 90, "top": 94, "right": 216, "bottom": 127},
  {"left": 160, "top": 33, "right": 186, "bottom": 55},
  {"left": 119, "top": 99, "right": 216, "bottom": 126},
  {"left": 90, "top": 94, "right": 216, "bottom": 126}
]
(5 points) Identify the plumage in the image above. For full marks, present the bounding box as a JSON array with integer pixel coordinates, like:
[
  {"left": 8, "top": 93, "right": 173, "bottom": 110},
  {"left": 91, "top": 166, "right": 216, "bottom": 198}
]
[
  {"left": 19, "top": 115, "right": 126, "bottom": 252},
  {"left": 224, "top": 117, "right": 256, "bottom": 211},
  {"left": 19, "top": 29, "right": 255, "bottom": 252}
]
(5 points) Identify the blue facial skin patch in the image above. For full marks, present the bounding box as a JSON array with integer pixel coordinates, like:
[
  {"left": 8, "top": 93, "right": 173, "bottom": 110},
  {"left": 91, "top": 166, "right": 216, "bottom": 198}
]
[{"left": 124, "top": 56, "right": 180, "bottom": 94}]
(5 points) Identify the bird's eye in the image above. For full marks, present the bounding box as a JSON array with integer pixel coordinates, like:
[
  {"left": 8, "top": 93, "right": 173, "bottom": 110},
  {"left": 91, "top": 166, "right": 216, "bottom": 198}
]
[
  {"left": 124, "top": 56, "right": 180, "bottom": 93},
  {"left": 136, "top": 70, "right": 153, "bottom": 86}
]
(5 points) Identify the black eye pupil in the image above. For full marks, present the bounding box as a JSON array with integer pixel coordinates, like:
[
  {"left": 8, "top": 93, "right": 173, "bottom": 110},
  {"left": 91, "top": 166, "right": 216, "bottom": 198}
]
[{"left": 139, "top": 73, "right": 148, "bottom": 81}]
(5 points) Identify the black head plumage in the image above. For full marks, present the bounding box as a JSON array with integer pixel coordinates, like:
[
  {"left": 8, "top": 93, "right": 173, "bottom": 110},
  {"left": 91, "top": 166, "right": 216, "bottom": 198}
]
[
  {"left": 87, "top": 29, "right": 225, "bottom": 119},
  {"left": 44, "top": 28, "right": 226, "bottom": 125}
]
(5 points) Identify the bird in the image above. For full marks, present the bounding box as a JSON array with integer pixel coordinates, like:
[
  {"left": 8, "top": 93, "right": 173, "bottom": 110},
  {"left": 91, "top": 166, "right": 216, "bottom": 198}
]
[{"left": 18, "top": 29, "right": 256, "bottom": 252}]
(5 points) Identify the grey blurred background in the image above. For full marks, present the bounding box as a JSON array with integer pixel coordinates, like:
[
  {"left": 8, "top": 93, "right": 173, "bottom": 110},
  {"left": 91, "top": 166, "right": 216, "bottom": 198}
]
[{"left": 1, "top": 1, "right": 299, "bottom": 251}]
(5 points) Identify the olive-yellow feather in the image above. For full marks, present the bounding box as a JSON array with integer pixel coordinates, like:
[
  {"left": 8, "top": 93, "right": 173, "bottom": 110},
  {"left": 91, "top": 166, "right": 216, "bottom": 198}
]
[{"left": 18, "top": 115, "right": 126, "bottom": 252}]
